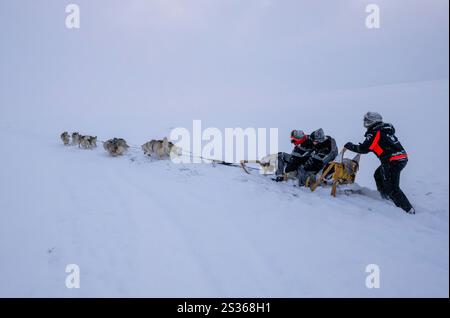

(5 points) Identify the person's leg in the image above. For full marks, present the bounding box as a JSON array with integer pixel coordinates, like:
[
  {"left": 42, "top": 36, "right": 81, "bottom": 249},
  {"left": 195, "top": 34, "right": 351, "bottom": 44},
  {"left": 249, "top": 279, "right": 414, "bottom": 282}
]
[
  {"left": 276, "top": 152, "right": 290, "bottom": 176},
  {"left": 386, "top": 161, "right": 414, "bottom": 213},
  {"left": 275, "top": 152, "right": 286, "bottom": 176},
  {"left": 299, "top": 164, "right": 322, "bottom": 187},
  {"left": 374, "top": 165, "right": 389, "bottom": 199},
  {"left": 297, "top": 166, "right": 314, "bottom": 186}
]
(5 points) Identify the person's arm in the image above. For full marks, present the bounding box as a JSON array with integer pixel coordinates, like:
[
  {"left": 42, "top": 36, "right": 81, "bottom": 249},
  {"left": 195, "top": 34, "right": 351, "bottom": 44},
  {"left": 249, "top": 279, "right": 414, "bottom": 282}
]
[
  {"left": 285, "top": 148, "right": 311, "bottom": 173},
  {"left": 345, "top": 132, "right": 374, "bottom": 154},
  {"left": 303, "top": 154, "right": 321, "bottom": 172},
  {"left": 284, "top": 159, "right": 299, "bottom": 173},
  {"left": 304, "top": 139, "right": 338, "bottom": 170},
  {"left": 303, "top": 150, "right": 321, "bottom": 171},
  {"left": 321, "top": 138, "right": 338, "bottom": 165}
]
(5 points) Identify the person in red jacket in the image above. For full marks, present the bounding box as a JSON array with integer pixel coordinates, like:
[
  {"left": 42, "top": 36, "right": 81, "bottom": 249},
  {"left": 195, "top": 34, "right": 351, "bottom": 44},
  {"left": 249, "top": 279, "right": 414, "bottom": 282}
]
[
  {"left": 274, "top": 130, "right": 315, "bottom": 182},
  {"left": 344, "top": 112, "right": 415, "bottom": 214}
]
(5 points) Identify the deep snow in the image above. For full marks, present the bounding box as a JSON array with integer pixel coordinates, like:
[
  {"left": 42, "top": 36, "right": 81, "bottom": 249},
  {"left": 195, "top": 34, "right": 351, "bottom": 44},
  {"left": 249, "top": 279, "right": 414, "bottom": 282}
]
[{"left": 0, "top": 80, "right": 448, "bottom": 297}]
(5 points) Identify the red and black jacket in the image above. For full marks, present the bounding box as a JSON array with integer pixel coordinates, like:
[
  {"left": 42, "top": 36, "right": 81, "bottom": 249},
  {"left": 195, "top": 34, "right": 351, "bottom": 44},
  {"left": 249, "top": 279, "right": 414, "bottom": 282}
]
[{"left": 346, "top": 122, "right": 408, "bottom": 164}]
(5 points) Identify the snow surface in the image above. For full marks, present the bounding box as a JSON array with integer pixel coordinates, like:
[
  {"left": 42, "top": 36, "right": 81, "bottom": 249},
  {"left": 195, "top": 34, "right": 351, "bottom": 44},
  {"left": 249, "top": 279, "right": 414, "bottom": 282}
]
[
  {"left": 0, "top": 79, "right": 448, "bottom": 297},
  {"left": 0, "top": 0, "right": 448, "bottom": 298}
]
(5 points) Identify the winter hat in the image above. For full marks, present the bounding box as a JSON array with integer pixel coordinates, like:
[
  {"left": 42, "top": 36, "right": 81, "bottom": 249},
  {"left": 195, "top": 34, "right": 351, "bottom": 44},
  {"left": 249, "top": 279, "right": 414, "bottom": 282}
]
[
  {"left": 310, "top": 128, "right": 326, "bottom": 143},
  {"left": 290, "top": 130, "right": 307, "bottom": 145},
  {"left": 364, "top": 112, "right": 383, "bottom": 128}
]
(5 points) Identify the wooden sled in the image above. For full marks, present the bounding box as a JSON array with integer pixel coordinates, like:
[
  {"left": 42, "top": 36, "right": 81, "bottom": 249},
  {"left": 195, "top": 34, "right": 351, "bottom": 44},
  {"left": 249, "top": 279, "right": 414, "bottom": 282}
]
[{"left": 310, "top": 148, "right": 361, "bottom": 197}]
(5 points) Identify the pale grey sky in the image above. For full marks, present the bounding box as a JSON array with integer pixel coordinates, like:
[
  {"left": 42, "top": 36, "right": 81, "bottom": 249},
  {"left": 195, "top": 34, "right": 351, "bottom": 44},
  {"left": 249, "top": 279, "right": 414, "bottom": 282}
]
[{"left": 0, "top": 0, "right": 448, "bottom": 117}]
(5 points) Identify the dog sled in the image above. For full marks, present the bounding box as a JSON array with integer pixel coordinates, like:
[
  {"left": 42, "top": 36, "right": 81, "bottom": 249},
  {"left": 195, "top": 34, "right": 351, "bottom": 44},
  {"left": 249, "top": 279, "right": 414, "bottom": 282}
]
[
  {"left": 309, "top": 148, "right": 361, "bottom": 196},
  {"left": 240, "top": 149, "right": 361, "bottom": 197}
]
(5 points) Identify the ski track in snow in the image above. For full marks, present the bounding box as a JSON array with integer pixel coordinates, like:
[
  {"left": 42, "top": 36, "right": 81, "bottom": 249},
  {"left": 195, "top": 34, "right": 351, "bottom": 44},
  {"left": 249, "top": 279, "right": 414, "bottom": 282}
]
[{"left": 0, "top": 126, "right": 448, "bottom": 297}]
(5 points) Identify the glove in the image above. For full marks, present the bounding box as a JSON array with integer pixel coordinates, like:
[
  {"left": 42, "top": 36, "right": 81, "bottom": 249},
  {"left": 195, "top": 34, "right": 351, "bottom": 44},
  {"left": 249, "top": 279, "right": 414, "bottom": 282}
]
[
  {"left": 304, "top": 157, "right": 314, "bottom": 168},
  {"left": 344, "top": 142, "right": 354, "bottom": 150},
  {"left": 273, "top": 176, "right": 285, "bottom": 182}
]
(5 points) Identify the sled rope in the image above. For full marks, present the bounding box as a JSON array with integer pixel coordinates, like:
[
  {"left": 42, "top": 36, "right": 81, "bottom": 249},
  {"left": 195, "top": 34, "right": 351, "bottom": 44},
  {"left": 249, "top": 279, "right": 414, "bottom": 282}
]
[
  {"left": 179, "top": 150, "right": 260, "bottom": 171},
  {"left": 72, "top": 137, "right": 261, "bottom": 172}
]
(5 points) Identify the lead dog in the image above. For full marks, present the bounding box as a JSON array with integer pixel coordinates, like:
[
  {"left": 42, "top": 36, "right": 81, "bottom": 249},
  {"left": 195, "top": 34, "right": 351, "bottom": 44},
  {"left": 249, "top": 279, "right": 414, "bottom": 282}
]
[{"left": 60, "top": 132, "right": 70, "bottom": 145}]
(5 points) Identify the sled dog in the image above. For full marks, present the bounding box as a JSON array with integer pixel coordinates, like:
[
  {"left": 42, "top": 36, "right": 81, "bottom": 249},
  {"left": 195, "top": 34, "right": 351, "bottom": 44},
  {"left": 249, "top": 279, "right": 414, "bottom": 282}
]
[
  {"left": 240, "top": 154, "right": 278, "bottom": 175},
  {"left": 71, "top": 132, "right": 81, "bottom": 146},
  {"left": 141, "top": 137, "right": 181, "bottom": 159},
  {"left": 104, "top": 138, "right": 129, "bottom": 156},
  {"left": 60, "top": 132, "right": 70, "bottom": 145},
  {"left": 79, "top": 135, "right": 97, "bottom": 149}
]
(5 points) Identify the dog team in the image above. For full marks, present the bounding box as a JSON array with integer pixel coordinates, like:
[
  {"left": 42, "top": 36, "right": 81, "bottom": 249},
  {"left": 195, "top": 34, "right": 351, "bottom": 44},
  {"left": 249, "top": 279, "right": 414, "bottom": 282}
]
[
  {"left": 61, "top": 132, "right": 97, "bottom": 149},
  {"left": 61, "top": 132, "right": 180, "bottom": 158}
]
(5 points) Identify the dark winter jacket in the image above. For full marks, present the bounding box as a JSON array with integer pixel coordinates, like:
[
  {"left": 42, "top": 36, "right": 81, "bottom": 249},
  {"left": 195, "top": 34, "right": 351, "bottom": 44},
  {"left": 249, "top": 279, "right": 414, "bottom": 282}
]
[
  {"left": 285, "top": 138, "right": 315, "bottom": 173},
  {"left": 345, "top": 122, "right": 407, "bottom": 164},
  {"left": 304, "top": 136, "right": 338, "bottom": 173}
]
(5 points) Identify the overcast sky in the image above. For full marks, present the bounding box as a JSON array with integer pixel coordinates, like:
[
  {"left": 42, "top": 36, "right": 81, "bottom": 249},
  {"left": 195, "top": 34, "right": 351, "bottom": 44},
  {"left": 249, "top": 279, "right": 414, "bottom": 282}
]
[{"left": 0, "top": 0, "right": 448, "bottom": 117}]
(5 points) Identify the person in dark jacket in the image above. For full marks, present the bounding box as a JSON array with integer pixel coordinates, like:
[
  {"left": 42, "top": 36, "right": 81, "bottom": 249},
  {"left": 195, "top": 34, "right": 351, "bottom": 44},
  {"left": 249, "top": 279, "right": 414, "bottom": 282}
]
[
  {"left": 344, "top": 112, "right": 415, "bottom": 214},
  {"left": 299, "top": 128, "right": 338, "bottom": 185},
  {"left": 275, "top": 130, "right": 315, "bottom": 181}
]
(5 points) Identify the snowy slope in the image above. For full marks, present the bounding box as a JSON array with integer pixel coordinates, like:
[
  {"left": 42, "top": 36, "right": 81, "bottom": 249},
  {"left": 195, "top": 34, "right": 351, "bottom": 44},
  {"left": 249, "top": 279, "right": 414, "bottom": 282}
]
[{"left": 0, "top": 81, "right": 448, "bottom": 297}]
